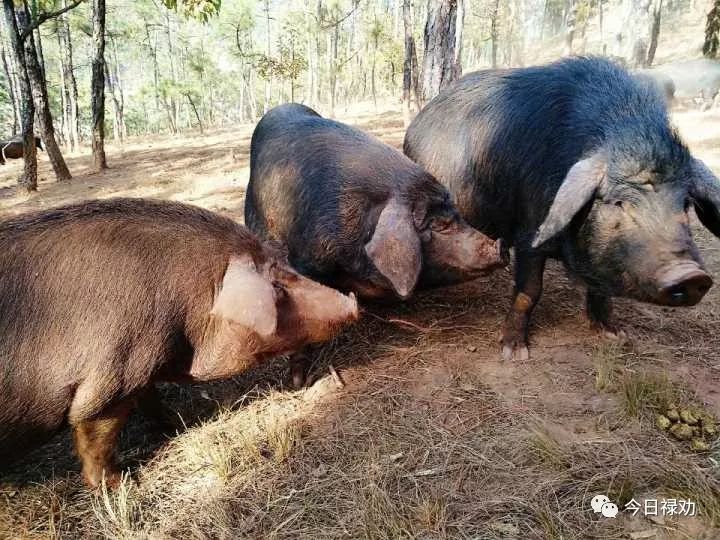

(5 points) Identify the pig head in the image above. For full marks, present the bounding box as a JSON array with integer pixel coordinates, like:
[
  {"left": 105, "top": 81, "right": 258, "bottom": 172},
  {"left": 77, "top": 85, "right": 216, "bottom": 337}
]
[
  {"left": 532, "top": 151, "right": 720, "bottom": 307},
  {"left": 191, "top": 253, "right": 358, "bottom": 380},
  {"left": 361, "top": 190, "right": 506, "bottom": 299}
]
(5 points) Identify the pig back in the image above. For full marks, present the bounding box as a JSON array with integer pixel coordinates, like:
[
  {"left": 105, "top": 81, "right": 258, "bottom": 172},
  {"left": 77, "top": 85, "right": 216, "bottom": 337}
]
[
  {"left": 246, "top": 104, "right": 416, "bottom": 282},
  {"left": 0, "top": 198, "right": 261, "bottom": 462}
]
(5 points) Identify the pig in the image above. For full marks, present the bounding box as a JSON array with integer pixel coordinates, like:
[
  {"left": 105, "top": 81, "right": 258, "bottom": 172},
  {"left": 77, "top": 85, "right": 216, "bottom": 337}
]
[
  {"left": 0, "top": 136, "right": 43, "bottom": 164},
  {"left": 635, "top": 69, "right": 675, "bottom": 106},
  {"left": 650, "top": 59, "right": 720, "bottom": 110},
  {"left": 404, "top": 57, "right": 720, "bottom": 360},
  {"left": 0, "top": 198, "right": 358, "bottom": 488},
  {"left": 245, "top": 103, "right": 506, "bottom": 303}
]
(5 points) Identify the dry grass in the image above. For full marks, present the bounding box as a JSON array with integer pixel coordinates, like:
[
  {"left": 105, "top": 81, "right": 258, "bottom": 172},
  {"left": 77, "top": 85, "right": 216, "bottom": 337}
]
[{"left": 1, "top": 102, "right": 720, "bottom": 537}]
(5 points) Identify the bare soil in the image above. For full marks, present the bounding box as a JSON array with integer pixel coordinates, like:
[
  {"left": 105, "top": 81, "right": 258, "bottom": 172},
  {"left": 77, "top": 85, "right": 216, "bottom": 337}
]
[{"left": 1, "top": 105, "right": 720, "bottom": 539}]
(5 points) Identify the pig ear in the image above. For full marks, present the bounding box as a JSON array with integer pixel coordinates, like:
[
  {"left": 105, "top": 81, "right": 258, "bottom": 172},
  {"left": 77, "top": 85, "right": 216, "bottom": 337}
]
[
  {"left": 532, "top": 154, "right": 606, "bottom": 249},
  {"left": 690, "top": 158, "right": 720, "bottom": 238},
  {"left": 211, "top": 255, "right": 277, "bottom": 338},
  {"left": 365, "top": 198, "right": 422, "bottom": 299}
]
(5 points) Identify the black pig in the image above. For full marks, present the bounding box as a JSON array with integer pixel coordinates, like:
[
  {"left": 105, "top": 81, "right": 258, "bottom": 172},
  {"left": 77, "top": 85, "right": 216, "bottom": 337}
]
[
  {"left": 404, "top": 57, "right": 720, "bottom": 360},
  {"left": 0, "top": 136, "right": 43, "bottom": 164},
  {"left": 0, "top": 198, "right": 358, "bottom": 488},
  {"left": 245, "top": 103, "right": 505, "bottom": 303}
]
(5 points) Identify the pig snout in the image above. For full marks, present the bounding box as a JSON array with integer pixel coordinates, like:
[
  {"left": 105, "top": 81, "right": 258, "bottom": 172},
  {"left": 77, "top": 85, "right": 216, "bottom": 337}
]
[
  {"left": 495, "top": 238, "right": 510, "bottom": 267},
  {"left": 655, "top": 263, "right": 713, "bottom": 306},
  {"left": 457, "top": 229, "right": 507, "bottom": 274},
  {"left": 282, "top": 276, "right": 359, "bottom": 343}
]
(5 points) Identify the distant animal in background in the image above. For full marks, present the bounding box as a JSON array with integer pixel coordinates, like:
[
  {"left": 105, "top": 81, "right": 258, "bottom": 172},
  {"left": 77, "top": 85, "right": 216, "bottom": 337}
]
[{"left": 0, "top": 136, "right": 43, "bottom": 164}]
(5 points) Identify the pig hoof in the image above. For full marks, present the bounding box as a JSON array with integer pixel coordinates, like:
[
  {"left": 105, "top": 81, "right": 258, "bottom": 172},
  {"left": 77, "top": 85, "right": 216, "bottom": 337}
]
[
  {"left": 591, "top": 322, "right": 627, "bottom": 342},
  {"left": 84, "top": 469, "right": 122, "bottom": 491},
  {"left": 501, "top": 344, "right": 530, "bottom": 361},
  {"left": 291, "top": 368, "right": 307, "bottom": 389}
]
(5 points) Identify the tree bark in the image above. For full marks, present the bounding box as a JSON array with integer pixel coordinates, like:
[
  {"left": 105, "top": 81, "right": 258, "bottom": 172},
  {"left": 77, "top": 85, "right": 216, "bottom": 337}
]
[
  {"left": 402, "top": 0, "right": 420, "bottom": 119},
  {"left": 421, "top": 0, "right": 462, "bottom": 103},
  {"left": 144, "top": 23, "right": 160, "bottom": 110},
  {"left": 104, "top": 61, "right": 121, "bottom": 142},
  {"left": 564, "top": 0, "right": 577, "bottom": 56},
  {"left": 263, "top": 0, "right": 271, "bottom": 114},
  {"left": 490, "top": 0, "right": 499, "bottom": 68},
  {"left": 18, "top": 0, "right": 71, "bottom": 181},
  {"left": 91, "top": 0, "right": 107, "bottom": 170},
  {"left": 163, "top": 10, "right": 178, "bottom": 130},
  {"left": 58, "top": 0, "right": 79, "bottom": 151},
  {"left": 0, "top": 43, "right": 18, "bottom": 133},
  {"left": 111, "top": 36, "right": 125, "bottom": 139},
  {"left": 185, "top": 93, "right": 203, "bottom": 134},
  {"left": 646, "top": 0, "right": 663, "bottom": 66},
  {"left": 2, "top": 0, "right": 36, "bottom": 191},
  {"left": 624, "top": 0, "right": 663, "bottom": 68},
  {"left": 0, "top": 14, "right": 21, "bottom": 133},
  {"left": 705, "top": 0, "right": 720, "bottom": 58}
]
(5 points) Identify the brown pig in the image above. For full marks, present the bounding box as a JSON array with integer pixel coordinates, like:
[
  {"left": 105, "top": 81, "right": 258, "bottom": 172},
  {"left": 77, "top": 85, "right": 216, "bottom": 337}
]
[{"left": 0, "top": 198, "right": 358, "bottom": 488}]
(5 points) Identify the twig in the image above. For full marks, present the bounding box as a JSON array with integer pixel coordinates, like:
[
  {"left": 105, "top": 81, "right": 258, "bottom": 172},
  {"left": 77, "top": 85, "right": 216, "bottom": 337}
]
[
  {"left": 19, "top": 0, "right": 86, "bottom": 41},
  {"left": 328, "top": 364, "right": 344, "bottom": 388}
]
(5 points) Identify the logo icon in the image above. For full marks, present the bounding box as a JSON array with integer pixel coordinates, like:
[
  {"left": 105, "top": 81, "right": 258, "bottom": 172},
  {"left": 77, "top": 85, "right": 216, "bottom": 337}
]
[
  {"left": 591, "top": 494, "right": 610, "bottom": 513},
  {"left": 601, "top": 502, "right": 619, "bottom": 518}
]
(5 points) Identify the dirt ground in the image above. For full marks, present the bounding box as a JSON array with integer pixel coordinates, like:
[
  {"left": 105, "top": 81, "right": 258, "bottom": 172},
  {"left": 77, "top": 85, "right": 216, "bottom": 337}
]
[{"left": 1, "top": 105, "right": 720, "bottom": 539}]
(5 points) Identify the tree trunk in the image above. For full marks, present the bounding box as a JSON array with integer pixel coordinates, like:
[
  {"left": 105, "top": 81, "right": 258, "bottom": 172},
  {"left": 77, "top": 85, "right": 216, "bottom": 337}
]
[
  {"left": 564, "top": 1, "right": 577, "bottom": 56},
  {"left": 58, "top": 0, "right": 79, "bottom": 151},
  {"left": 2, "top": 0, "right": 36, "bottom": 191},
  {"left": 704, "top": 0, "right": 720, "bottom": 58},
  {"left": 490, "top": 0, "right": 500, "bottom": 68},
  {"left": 164, "top": 10, "right": 178, "bottom": 130},
  {"left": 402, "top": 0, "right": 421, "bottom": 120},
  {"left": 18, "top": 0, "right": 71, "bottom": 181},
  {"left": 625, "top": 0, "right": 663, "bottom": 68},
  {"left": 111, "top": 37, "right": 126, "bottom": 139},
  {"left": 104, "top": 61, "right": 121, "bottom": 142},
  {"left": 454, "top": 0, "right": 464, "bottom": 77},
  {"left": 185, "top": 93, "right": 203, "bottom": 134},
  {"left": 91, "top": 0, "right": 107, "bottom": 170},
  {"left": 646, "top": 0, "right": 663, "bottom": 66},
  {"left": 330, "top": 21, "right": 339, "bottom": 116},
  {"left": 145, "top": 23, "right": 160, "bottom": 110},
  {"left": 421, "top": 0, "right": 462, "bottom": 103},
  {"left": 30, "top": 0, "right": 45, "bottom": 81},
  {"left": 0, "top": 43, "right": 18, "bottom": 133},
  {"left": 0, "top": 14, "right": 21, "bottom": 133},
  {"left": 313, "top": 0, "right": 322, "bottom": 107},
  {"left": 371, "top": 19, "right": 378, "bottom": 109},
  {"left": 264, "top": 0, "right": 271, "bottom": 114}
]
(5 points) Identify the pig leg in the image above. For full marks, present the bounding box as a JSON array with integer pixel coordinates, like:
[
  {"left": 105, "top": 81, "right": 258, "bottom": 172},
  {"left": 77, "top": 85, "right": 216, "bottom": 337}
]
[
  {"left": 501, "top": 252, "right": 546, "bottom": 361},
  {"left": 289, "top": 349, "right": 312, "bottom": 389},
  {"left": 586, "top": 291, "right": 627, "bottom": 340},
  {"left": 73, "top": 398, "right": 133, "bottom": 489},
  {"left": 137, "top": 386, "right": 182, "bottom": 435}
]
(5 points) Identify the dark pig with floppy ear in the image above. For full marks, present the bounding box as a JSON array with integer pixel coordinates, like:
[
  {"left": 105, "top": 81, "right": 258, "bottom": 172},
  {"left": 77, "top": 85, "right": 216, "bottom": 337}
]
[
  {"left": 244, "top": 103, "right": 506, "bottom": 303},
  {"left": 404, "top": 57, "right": 720, "bottom": 361}
]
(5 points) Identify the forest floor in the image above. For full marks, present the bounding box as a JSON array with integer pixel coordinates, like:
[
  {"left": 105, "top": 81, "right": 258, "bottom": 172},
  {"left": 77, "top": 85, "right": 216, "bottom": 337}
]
[{"left": 1, "top": 104, "right": 720, "bottom": 539}]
